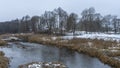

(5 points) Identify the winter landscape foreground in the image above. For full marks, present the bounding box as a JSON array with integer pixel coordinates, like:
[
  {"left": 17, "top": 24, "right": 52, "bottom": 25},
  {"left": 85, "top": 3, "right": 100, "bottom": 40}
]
[
  {"left": 0, "top": 32, "right": 120, "bottom": 68},
  {"left": 18, "top": 32, "right": 120, "bottom": 68}
]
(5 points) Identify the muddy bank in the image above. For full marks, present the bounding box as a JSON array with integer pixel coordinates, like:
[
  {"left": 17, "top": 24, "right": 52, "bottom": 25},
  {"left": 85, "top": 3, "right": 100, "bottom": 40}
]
[{"left": 17, "top": 34, "right": 120, "bottom": 68}]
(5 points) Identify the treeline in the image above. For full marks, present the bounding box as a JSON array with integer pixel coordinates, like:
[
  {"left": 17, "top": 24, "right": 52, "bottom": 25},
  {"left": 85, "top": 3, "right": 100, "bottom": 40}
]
[{"left": 0, "top": 7, "right": 120, "bottom": 34}]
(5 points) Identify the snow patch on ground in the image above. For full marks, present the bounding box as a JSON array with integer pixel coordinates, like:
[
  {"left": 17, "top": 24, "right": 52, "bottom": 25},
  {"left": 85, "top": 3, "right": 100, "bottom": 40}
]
[
  {"left": 26, "top": 62, "right": 67, "bottom": 68},
  {"left": 51, "top": 37, "right": 57, "bottom": 40},
  {"left": 2, "top": 36, "right": 20, "bottom": 41},
  {"left": 63, "top": 33, "right": 120, "bottom": 42},
  {"left": 110, "top": 50, "right": 119, "bottom": 52},
  {"left": 28, "top": 63, "right": 42, "bottom": 68}
]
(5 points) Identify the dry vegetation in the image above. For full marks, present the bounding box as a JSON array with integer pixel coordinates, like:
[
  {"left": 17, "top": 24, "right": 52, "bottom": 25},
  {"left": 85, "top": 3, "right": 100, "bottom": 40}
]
[
  {"left": 0, "top": 40, "right": 7, "bottom": 46},
  {"left": 17, "top": 34, "right": 120, "bottom": 68},
  {"left": 0, "top": 51, "right": 9, "bottom": 68},
  {"left": 0, "top": 35, "right": 9, "bottom": 68}
]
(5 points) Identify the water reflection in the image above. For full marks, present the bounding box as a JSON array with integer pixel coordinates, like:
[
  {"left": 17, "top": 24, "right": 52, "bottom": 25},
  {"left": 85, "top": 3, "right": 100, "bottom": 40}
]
[{"left": 0, "top": 42, "right": 110, "bottom": 68}]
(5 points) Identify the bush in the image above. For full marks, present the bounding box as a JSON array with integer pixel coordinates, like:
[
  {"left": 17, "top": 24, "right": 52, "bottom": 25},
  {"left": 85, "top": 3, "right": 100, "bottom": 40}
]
[{"left": 0, "top": 40, "right": 7, "bottom": 46}]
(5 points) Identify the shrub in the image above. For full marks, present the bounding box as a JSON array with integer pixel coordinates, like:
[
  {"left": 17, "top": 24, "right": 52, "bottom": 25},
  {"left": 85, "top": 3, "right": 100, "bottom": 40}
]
[{"left": 0, "top": 40, "right": 7, "bottom": 46}]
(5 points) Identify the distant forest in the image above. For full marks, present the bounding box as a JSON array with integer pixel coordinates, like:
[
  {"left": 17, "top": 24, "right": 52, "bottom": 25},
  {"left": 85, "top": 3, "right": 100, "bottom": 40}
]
[{"left": 0, "top": 7, "right": 120, "bottom": 34}]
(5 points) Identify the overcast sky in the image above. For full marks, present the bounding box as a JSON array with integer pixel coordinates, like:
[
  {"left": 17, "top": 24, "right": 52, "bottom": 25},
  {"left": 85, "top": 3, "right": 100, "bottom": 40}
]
[{"left": 0, "top": 0, "right": 120, "bottom": 22}]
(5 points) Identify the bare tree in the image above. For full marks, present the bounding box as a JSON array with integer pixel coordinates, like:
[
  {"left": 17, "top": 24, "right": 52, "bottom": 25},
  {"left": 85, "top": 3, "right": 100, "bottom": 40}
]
[
  {"left": 31, "top": 16, "right": 40, "bottom": 32},
  {"left": 54, "top": 7, "right": 68, "bottom": 35},
  {"left": 80, "top": 7, "right": 102, "bottom": 33},
  {"left": 67, "top": 13, "right": 78, "bottom": 35}
]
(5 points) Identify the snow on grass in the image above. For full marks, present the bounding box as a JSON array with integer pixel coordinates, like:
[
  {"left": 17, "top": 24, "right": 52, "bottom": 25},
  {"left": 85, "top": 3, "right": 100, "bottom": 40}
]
[
  {"left": 108, "top": 47, "right": 120, "bottom": 50},
  {"left": 28, "top": 63, "right": 42, "bottom": 68},
  {"left": 114, "top": 58, "right": 120, "bottom": 61},
  {"left": 63, "top": 33, "right": 120, "bottom": 42},
  {"left": 27, "top": 62, "right": 67, "bottom": 68},
  {"left": 110, "top": 50, "right": 119, "bottom": 52},
  {"left": 51, "top": 37, "right": 57, "bottom": 40}
]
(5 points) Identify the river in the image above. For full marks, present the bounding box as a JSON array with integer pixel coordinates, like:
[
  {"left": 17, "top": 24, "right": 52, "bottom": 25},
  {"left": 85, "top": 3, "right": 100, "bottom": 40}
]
[{"left": 0, "top": 42, "right": 110, "bottom": 68}]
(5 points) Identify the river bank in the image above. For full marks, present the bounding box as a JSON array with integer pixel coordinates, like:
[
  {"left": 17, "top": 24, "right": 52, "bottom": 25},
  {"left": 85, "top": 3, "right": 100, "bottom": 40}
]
[
  {"left": 0, "top": 51, "right": 9, "bottom": 68},
  {"left": 16, "top": 34, "right": 120, "bottom": 68},
  {"left": 0, "top": 36, "right": 9, "bottom": 68}
]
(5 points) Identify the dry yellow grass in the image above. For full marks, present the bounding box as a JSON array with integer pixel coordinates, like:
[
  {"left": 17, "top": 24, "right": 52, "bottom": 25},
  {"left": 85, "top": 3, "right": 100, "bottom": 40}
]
[
  {"left": 0, "top": 51, "right": 9, "bottom": 68},
  {"left": 0, "top": 35, "right": 9, "bottom": 68}
]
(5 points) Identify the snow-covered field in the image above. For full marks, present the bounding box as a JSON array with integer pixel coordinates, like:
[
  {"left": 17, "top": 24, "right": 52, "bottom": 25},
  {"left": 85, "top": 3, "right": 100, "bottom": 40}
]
[{"left": 63, "top": 32, "right": 120, "bottom": 42}]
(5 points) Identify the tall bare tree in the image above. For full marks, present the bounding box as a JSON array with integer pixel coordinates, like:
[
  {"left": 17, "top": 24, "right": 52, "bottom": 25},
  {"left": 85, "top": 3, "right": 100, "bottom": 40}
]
[{"left": 67, "top": 13, "right": 78, "bottom": 35}]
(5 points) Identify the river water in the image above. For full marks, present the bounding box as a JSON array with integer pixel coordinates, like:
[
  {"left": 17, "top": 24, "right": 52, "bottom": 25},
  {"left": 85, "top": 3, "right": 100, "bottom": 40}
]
[{"left": 0, "top": 42, "right": 110, "bottom": 68}]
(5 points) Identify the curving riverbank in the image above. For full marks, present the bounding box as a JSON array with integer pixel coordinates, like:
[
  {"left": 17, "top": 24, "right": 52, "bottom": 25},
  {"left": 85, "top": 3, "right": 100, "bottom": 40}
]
[{"left": 16, "top": 34, "right": 120, "bottom": 68}]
